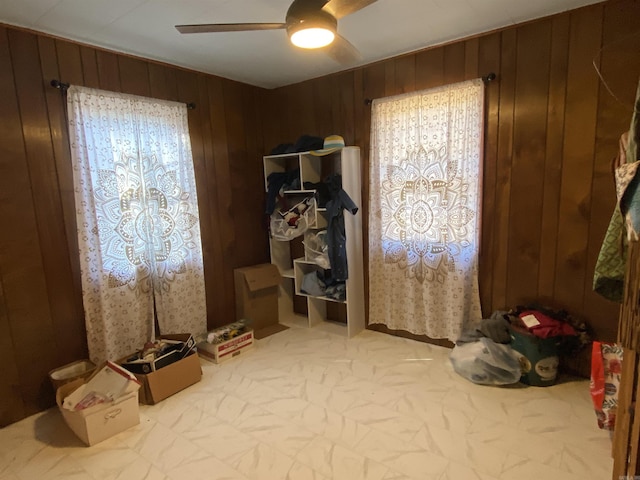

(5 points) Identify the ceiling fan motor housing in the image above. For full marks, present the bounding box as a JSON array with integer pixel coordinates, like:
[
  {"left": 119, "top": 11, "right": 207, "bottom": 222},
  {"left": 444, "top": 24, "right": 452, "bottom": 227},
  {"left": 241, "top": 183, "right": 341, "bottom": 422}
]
[{"left": 286, "top": 6, "right": 337, "bottom": 38}]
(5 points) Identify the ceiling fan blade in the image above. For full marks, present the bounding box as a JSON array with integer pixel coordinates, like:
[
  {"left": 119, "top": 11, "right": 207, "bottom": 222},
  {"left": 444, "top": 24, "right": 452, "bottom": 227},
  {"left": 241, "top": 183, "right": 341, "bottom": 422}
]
[
  {"left": 175, "top": 23, "right": 286, "bottom": 34},
  {"left": 324, "top": 34, "right": 362, "bottom": 65},
  {"left": 323, "top": 0, "right": 378, "bottom": 19}
]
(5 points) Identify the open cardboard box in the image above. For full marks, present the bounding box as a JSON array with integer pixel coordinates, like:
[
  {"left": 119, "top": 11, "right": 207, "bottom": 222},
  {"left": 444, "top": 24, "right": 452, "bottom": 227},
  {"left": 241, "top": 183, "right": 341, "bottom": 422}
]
[
  {"left": 119, "top": 334, "right": 202, "bottom": 405},
  {"left": 120, "top": 334, "right": 196, "bottom": 374},
  {"left": 234, "top": 263, "right": 288, "bottom": 339},
  {"left": 56, "top": 376, "right": 140, "bottom": 446},
  {"left": 197, "top": 329, "right": 254, "bottom": 364}
]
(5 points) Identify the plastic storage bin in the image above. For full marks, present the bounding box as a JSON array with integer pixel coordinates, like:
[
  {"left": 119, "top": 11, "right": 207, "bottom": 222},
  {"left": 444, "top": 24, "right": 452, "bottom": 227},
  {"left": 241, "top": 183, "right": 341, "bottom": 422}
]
[{"left": 509, "top": 326, "right": 562, "bottom": 386}]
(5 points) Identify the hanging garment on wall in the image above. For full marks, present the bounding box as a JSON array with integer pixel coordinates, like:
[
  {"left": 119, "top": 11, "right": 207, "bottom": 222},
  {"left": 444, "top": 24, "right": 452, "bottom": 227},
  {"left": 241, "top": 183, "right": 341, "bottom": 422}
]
[{"left": 594, "top": 79, "right": 640, "bottom": 302}]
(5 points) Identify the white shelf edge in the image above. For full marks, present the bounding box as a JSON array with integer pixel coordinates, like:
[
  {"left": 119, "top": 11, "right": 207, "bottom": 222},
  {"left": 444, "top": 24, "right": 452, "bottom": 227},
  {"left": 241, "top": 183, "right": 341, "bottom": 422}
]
[
  {"left": 294, "top": 291, "right": 346, "bottom": 304},
  {"left": 280, "top": 268, "right": 295, "bottom": 279}
]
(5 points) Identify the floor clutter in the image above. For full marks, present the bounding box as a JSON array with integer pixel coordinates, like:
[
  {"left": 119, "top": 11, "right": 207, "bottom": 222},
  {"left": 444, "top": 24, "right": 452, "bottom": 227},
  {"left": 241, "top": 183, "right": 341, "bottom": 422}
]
[
  {"left": 451, "top": 306, "right": 589, "bottom": 388},
  {"left": 54, "top": 333, "right": 202, "bottom": 445}
]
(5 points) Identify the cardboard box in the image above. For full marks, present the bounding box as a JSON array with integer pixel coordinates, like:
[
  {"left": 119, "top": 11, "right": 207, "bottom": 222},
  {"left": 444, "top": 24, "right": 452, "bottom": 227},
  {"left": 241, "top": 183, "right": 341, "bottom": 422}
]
[
  {"left": 120, "top": 334, "right": 196, "bottom": 374},
  {"left": 197, "top": 330, "right": 254, "bottom": 364},
  {"left": 234, "top": 263, "right": 288, "bottom": 338},
  {"left": 125, "top": 350, "right": 202, "bottom": 405},
  {"left": 56, "top": 378, "right": 140, "bottom": 446}
]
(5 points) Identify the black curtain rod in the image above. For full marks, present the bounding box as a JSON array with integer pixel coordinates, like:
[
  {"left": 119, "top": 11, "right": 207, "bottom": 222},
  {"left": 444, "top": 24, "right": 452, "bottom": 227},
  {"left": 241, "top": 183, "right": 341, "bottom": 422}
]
[
  {"left": 363, "top": 72, "right": 497, "bottom": 106},
  {"left": 50, "top": 79, "right": 196, "bottom": 110}
]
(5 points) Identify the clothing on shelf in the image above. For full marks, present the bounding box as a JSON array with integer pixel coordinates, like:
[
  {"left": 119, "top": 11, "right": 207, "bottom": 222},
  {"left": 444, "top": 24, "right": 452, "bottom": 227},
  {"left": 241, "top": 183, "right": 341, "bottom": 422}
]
[{"left": 265, "top": 169, "right": 300, "bottom": 215}]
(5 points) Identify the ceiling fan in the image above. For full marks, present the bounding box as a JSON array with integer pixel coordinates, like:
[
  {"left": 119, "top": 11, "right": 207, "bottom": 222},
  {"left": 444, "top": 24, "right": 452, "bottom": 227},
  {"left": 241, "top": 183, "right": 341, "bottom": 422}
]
[{"left": 175, "top": 0, "right": 378, "bottom": 65}]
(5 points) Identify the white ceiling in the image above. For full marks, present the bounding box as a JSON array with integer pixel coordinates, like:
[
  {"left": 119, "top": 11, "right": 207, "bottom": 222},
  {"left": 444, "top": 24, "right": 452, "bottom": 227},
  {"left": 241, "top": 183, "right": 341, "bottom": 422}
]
[{"left": 0, "top": 0, "right": 602, "bottom": 89}]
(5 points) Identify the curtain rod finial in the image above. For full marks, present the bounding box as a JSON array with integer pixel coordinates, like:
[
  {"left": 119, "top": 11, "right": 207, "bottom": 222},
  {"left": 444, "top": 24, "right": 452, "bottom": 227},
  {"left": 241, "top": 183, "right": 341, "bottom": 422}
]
[
  {"left": 482, "top": 73, "right": 496, "bottom": 83},
  {"left": 50, "top": 79, "right": 70, "bottom": 91}
]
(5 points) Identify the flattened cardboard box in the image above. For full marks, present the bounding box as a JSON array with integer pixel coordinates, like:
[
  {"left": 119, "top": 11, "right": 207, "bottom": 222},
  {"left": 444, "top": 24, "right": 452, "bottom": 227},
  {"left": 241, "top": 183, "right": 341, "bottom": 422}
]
[
  {"left": 234, "top": 263, "right": 288, "bottom": 338},
  {"left": 56, "top": 378, "right": 140, "bottom": 446},
  {"left": 197, "top": 330, "right": 254, "bottom": 364}
]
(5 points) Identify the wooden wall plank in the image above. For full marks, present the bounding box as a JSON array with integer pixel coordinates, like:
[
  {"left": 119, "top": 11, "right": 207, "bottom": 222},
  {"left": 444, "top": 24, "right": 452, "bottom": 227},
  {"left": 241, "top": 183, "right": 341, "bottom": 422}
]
[
  {"left": 207, "top": 75, "right": 236, "bottom": 323},
  {"left": 415, "top": 48, "right": 444, "bottom": 91},
  {"left": 79, "top": 46, "right": 99, "bottom": 89},
  {"left": 240, "top": 83, "right": 270, "bottom": 267},
  {"left": 195, "top": 74, "right": 225, "bottom": 329},
  {"left": 10, "top": 28, "right": 76, "bottom": 400},
  {"left": 55, "top": 40, "right": 84, "bottom": 88},
  {"left": 336, "top": 72, "right": 356, "bottom": 145},
  {"left": 313, "top": 77, "right": 333, "bottom": 136},
  {"left": 96, "top": 50, "right": 120, "bottom": 91},
  {"left": 491, "top": 28, "right": 517, "bottom": 311},
  {"left": 477, "top": 32, "right": 502, "bottom": 315},
  {"left": 38, "top": 35, "right": 86, "bottom": 358},
  {"left": 395, "top": 55, "right": 416, "bottom": 94},
  {"left": 554, "top": 5, "right": 604, "bottom": 315},
  {"left": 0, "top": 27, "right": 56, "bottom": 416},
  {"left": 0, "top": 271, "right": 24, "bottom": 426},
  {"left": 464, "top": 38, "right": 479, "bottom": 80},
  {"left": 443, "top": 42, "right": 466, "bottom": 85},
  {"left": 118, "top": 56, "right": 150, "bottom": 97},
  {"left": 0, "top": 28, "right": 25, "bottom": 422},
  {"left": 537, "top": 15, "right": 570, "bottom": 304},
  {"left": 384, "top": 59, "right": 397, "bottom": 96},
  {"left": 506, "top": 20, "right": 552, "bottom": 306}
]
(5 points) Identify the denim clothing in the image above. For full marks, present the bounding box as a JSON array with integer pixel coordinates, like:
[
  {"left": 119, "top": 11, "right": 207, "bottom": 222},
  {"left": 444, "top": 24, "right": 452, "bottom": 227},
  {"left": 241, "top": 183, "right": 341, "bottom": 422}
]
[{"left": 325, "top": 174, "right": 358, "bottom": 281}]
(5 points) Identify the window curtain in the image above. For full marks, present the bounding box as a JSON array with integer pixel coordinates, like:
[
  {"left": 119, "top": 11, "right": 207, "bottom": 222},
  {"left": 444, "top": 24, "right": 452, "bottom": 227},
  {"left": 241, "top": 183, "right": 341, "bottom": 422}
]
[
  {"left": 67, "top": 86, "right": 207, "bottom": 363},
  {"left": 368, "top": 79, "right": 484, "bottom": 341}
]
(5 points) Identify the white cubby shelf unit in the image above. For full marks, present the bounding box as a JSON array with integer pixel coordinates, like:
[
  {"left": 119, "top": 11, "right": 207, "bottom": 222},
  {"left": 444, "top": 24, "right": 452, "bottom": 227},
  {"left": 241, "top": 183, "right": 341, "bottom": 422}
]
[{"left": 263, "top": 146, "right": 365, "bottom": 338}]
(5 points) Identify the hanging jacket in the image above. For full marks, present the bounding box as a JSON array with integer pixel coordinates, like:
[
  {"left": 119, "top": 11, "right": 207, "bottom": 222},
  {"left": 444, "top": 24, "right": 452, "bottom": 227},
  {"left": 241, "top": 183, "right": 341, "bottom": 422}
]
[{"left": 325, "top": 174, "right": 358, "bottom": 281}]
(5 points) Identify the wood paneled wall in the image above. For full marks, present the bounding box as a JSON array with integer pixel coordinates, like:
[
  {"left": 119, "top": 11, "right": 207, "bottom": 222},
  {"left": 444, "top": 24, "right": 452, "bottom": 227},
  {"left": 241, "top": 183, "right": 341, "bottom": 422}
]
[
  {"left": 2, "top": 0, "right": 639, "bottom": 426},
  {"left": 0, "top": 26, "right": 270, "bottom": 426},
  {"left": 262, "top": 1, "right": 640, "bottom": 349}
]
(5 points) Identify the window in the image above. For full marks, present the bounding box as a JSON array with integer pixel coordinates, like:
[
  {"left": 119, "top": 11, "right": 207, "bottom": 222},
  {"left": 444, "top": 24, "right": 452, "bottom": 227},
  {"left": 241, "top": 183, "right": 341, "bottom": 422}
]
[
  {"left": 368, "top": 79, "right": 484, "bottom": 340},
  {"left": 67, "top": 86, "right": 207, "bottom": 362}
]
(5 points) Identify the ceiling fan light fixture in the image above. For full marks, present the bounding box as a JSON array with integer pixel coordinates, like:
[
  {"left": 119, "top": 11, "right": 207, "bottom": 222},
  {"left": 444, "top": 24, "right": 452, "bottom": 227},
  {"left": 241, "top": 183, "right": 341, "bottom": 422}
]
[
  {"left": 291, "top": 27, "right": 335, "bottom": 48},
  {"left": 287, "top": 9, "right": 337, "bottom": 49}
]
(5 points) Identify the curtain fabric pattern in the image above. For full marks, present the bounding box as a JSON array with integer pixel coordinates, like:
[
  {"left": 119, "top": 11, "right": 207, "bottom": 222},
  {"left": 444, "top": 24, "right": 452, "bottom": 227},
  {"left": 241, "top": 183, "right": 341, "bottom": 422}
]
[
  {"left": 368, "top": 79, "right": 484, "bottom": 341},
  {"left": 67, "top": 86, "right": 207, "bottom": 363}
]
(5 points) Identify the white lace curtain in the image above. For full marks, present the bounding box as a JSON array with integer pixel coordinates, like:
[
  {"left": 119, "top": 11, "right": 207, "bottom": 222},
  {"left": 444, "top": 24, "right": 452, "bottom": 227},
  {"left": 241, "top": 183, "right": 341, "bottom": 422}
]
[
  {"left": 368, "top": 79, "right": 484, "bottom": 341},
  {"left": 67, "top": 86, "right": 207, "bottom": 363}
]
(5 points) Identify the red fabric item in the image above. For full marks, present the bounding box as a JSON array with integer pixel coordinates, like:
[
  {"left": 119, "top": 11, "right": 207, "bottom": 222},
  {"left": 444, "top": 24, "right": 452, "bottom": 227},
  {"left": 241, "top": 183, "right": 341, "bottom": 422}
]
[
  {"left": 590, "top": 341, "right": 605, "bottom": 410},
  {"left": 518, "top": 310, "right": 577, "bottom": 338}
]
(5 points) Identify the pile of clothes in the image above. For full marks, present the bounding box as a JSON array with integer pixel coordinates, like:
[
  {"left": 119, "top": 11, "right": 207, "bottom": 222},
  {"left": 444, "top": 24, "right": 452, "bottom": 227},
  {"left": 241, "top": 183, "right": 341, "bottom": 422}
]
[{"left": 451, "top": 305, "right": 590, "bottom": 386}]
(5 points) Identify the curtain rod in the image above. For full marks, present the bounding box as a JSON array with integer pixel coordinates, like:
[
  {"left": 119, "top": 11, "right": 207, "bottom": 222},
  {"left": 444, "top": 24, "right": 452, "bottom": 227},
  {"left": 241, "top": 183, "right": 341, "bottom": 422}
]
[
  {"left": 50, "top": 79, "right": 196, "bottom": 110},
  {"left": 363, "top": 72, "right": 497, "bottom": 106}
]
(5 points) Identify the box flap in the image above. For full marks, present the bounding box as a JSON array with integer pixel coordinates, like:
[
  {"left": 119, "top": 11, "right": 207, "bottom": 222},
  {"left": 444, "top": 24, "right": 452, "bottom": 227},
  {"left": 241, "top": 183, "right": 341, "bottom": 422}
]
[{"left": 241, "top": 264, "right": 280, "bottom": 292}]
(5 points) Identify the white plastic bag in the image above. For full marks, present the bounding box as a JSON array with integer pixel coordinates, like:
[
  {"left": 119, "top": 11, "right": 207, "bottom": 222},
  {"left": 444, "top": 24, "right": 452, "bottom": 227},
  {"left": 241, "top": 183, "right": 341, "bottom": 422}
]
[
  {"left": 270, "top": 197, "right": 315, "bottom": 241},
  {"left": 303, "top": 230, "right": 330, "bottom": 269},
  {"left": 450, "top": 338, "right": 522, "bottom": 385}
]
